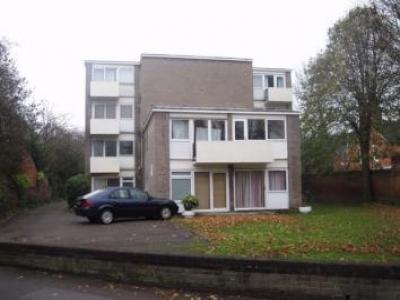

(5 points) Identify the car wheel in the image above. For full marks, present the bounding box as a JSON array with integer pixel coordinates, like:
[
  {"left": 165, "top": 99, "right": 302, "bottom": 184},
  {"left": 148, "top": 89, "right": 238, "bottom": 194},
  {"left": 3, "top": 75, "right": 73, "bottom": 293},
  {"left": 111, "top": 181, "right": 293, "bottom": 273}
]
[
  {"left": 87, "top": 216, "right": 97, "bottom": 223},
  {"left": 160, "top": 207, "right": 172, "bottom": 220},
  {"left": 100, "top": 209, "right": 114, "bottom": 225}
]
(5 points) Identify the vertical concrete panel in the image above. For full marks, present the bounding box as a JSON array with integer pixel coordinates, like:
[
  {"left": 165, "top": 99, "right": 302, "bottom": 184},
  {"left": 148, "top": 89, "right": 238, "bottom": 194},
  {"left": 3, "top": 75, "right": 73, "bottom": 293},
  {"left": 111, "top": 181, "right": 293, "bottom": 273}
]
[{"left": 287, "top": 115, "right": 302, "bottom": 208}]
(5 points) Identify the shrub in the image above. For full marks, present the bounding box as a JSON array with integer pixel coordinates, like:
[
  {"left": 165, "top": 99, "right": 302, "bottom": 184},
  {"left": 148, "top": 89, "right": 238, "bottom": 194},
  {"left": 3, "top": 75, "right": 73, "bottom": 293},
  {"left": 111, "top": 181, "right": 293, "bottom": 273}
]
[
  {"left": 65, "top": 174, "right": 90, "bottom": 208},
  {"left": 182, "top": 194, "right": 199, "bottom": 211},
  {"left": 14, "top": 174, "right": 32, "bottom": 190},
  {"left": 37, "top": 171, "right": 46, "bottom": 182}
]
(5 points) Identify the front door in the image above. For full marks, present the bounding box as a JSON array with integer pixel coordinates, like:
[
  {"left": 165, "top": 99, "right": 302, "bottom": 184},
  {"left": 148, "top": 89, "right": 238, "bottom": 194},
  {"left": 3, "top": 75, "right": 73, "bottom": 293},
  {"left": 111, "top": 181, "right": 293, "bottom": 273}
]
[
  {"left": 195, "top": 172, "right": 210, "bottom": 209},
  {"left": 235, "top": 171, "right": 265, "bottom": 209}
]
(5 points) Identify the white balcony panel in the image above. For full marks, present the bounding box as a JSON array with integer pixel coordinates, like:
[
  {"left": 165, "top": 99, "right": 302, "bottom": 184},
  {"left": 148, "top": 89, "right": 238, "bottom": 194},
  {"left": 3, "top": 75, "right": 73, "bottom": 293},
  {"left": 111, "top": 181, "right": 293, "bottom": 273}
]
[
  {"left": 90, "top": 157, "right": 119, "bottom": 173},
  {"left": 196, "top": 140, "right": 287, "bottom": 164},
  {"left": 119, "top": 120, "right": 134, "bottom": 132},
  {"left": 119, "top": 85, "right": 135, "bottom": 97},
  {"left": 90, "top": 81, "right": 119, "bottom": 97},
  {"left": 253, "top": 88, "right": 264, "bottom": 100},
  {"left": 119, "top": 156, "right": 134, "bottom": 169},
  {"left": 170, "top": 141, "right": 192, "bottom": 159},
  {"left": 272, "top": 141, "right": 287, "bottom": 159},
  {"left": 267, "top": 88, "right": 292, "bottom": 102},
  {"left": 266, "top": 192, "right": 289, "bottom": 209},
  {"left": 90, "top": 119, "right": 119, "bottom": 135}
]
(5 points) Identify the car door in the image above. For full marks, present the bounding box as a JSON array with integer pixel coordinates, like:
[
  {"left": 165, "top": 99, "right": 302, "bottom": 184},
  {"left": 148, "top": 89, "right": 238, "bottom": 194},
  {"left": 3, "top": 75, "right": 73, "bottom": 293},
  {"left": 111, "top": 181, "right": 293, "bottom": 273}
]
[
  {"left": 108, "top": 188, "right": 132, "bottom": 218},
  {"left": 128, "top": 189, "right": 152, "bottom": 217}
]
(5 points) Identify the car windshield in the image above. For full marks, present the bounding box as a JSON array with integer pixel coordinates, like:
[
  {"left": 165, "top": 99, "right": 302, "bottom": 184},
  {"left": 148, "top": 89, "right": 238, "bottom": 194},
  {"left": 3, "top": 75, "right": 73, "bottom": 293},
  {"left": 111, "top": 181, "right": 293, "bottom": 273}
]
[{"left": 83, "top": 189, "right": 104, "bottom": 198}]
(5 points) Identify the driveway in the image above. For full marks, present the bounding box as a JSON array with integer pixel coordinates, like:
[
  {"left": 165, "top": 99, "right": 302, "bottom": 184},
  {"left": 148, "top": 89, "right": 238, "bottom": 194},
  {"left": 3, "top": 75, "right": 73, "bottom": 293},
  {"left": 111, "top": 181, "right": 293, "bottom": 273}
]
[{"left": 0, "top": 201, "right": 201, "bottom": 254}]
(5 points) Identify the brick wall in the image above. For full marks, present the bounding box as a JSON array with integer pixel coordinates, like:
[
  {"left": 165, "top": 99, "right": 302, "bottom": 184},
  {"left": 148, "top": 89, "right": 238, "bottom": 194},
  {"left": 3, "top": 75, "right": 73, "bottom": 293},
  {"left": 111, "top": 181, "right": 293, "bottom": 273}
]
[
  {"left": 303, "top": 169, "right": 400, "bottom": 204},
  {"left": 287, "top": 115, "right": 302, "bottom": 208},
  {"left": 0, "top": 242, "right": 399, "bottom": 300}
]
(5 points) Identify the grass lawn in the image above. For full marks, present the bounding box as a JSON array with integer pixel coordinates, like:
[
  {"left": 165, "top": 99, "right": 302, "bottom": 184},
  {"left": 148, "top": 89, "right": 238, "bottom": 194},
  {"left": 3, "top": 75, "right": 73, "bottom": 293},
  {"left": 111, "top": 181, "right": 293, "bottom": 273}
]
[{"left": 174, "top": 203, "right": 400, "bottom": 263}]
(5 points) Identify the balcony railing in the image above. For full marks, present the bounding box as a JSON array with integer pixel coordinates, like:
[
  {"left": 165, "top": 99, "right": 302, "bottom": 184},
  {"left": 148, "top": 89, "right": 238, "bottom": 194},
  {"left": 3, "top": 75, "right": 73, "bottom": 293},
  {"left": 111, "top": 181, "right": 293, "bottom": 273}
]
[
  {"left": 90, "top": 81, "right": 119, "bottom": 97},
  {"left": 90, "top": 119, "right": 119, "bottom": 135},
  {"left": 90, "top": 157, "right": 120, "bottom": 173},
  {"left": 253, "top": 87, "right": 292, "bottom": 102},
  {"left": 195, "top": 140, "right": 287, "bottom": 164}
]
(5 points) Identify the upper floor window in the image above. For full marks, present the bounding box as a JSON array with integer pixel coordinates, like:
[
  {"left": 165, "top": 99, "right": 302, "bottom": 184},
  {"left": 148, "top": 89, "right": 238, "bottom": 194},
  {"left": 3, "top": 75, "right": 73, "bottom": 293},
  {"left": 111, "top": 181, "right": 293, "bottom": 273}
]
[
  {"left": 120, "top": 105, "right": 133, "bottom": 119},
  {"left": 119, "top": 68, "right": 134, "bottom": 83},
  {"left": 253, "top": 73, "right": 286, "bottom": 90},
  {"left": 234, "top": 120, "right": 245, "bottom": 140},
  {"left": 211, "top": 120, "right": 225, "bottom": 141},
  {"left": 94, "top": 103, "right": 116, "bottom": 119},
  {"left": 92, "top": 140, "right": 117, "bottom": 157},
  {"left": 92, "top": 65, "right": 134, "bottom": 83},
  {"left": 248, "top": 119, "right": 265, "bottom": 140},
  {"left": 119, "top": 141, "right": 133, "bottom": 155},
  {"left": 267, "top": 120, "right": 285, "bottom": 139},
  {"left": 172, "top": 120, "right": 189, "bottom": 140}
]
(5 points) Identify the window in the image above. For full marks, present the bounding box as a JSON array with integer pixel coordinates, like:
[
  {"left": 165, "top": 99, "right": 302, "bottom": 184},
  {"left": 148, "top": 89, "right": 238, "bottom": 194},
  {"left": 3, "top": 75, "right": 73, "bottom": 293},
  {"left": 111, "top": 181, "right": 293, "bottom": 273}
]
[
  {"left": 105, "top": 140, "right": 117, "bottom": 157},
  {"left": 277, "top": 76, "right": 285, "bottom": 88},
  {"left": 235, "top": 121, "right": 245, "bottom": 140},
  {"left": 171, "top": 120, "right": 189, "bottom": 140},
  {"left": 265, "top": 75, "right": 274, "bottom": 88},
  {"left": 130, "top": 189, "right": 148, "bottom": 201},
  {"left": 110, "top": 188, "right": 130, "bottom": 199},
  {"left": 119, "top": 67, "right": 134, "bottom": 83},
  {"left": 253, "top": 75, "right": 262, "bottom": 88},
  {"left": 120, "top": 105, "right": 133, "bottom": 119},
  {"left": 119, "top": 141, "right": 133, "bottom": 155},
  {"left": 269, "top": 171, "right": 287, "bottom": 191},
  {"left": 248, "top": 119, "right": 265, "bottom": 140},
  {"left": 93, "top": 140, "right": 104, "bottom": 157},
  {"left": 107, "top": 178, "right": 120, "bottom": 187},
  {"left": 94, "top": 104, "right": 105, "bottom": 119},
  {"left": 211, "top": 120, "right": 225, "bottom": 141},
  {"left": 194, "top": 120, "right": 208, "bottom": 141},
  {"left": 268, "top": 120, "right": 285, "bottom": 139},
  {"left": 93, "top": 68, "right": 104, "bottom": 81},
  {"left": 105, "top": 67, "right": 117, "bottom": 81},
  {"left": 171, "top": 172, "right": 192, "bottom": 200},
  {"left": 93, "top": 103, "right": 116, "bottom": 119},
  {"left": 122, "top": 177, "right": 134, "bottom": 187},
  {"left": 105, "top": 103, "right": 116, "bottom": 119}
]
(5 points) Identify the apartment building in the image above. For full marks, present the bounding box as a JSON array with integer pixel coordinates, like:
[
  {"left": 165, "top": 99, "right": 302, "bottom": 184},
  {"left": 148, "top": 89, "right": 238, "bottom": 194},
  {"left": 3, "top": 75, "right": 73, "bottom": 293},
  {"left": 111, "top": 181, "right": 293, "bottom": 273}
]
[{"left": 85, "top": 54, "right": 301, "bottom": 211}]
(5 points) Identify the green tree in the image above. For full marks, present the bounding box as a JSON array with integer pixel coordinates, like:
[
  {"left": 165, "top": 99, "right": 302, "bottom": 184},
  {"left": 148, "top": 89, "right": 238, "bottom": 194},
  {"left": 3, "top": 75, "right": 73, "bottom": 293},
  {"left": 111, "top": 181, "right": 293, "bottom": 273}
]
[{"left": 299, "top": 6, "right": 400, "bottom": 201}]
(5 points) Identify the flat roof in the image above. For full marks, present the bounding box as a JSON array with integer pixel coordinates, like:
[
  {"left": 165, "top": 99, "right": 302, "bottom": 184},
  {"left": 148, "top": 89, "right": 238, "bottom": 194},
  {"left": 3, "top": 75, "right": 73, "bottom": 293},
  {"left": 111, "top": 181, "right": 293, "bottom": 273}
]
[
  {"left": 84, "top": 60, "right": 139, "bottom": 66},
  {"left": 141, "top": 53, "right": 252, "bottom": 62},
  {"left": 253, "top": 67, "right": 292, "bottom": 72}
]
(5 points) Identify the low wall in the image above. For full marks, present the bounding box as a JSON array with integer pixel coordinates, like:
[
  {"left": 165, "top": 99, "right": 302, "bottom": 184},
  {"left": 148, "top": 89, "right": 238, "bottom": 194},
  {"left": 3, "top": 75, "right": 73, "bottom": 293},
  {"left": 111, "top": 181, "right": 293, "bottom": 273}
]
[
  {"left": 303, "top": 169, "right": 400, "bottom": 204},
  {"left": 0, "top": 242, "right": 399, "bottom": 299}
]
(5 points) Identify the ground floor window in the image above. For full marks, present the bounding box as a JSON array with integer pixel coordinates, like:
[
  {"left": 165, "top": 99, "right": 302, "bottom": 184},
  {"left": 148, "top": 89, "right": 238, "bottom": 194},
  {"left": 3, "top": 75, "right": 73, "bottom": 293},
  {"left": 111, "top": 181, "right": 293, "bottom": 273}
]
[
  {"left": 171, "top": 172, "right": 192, "bottom": 200},
  {"left": 268, "top": 170, "right": 287, "bottom": 191},
  {"left": 122, "top": 177, "right": 134, "bottom": 187},
  {"left": 235, "top": 171, "right": 265, "bottom": 209}
]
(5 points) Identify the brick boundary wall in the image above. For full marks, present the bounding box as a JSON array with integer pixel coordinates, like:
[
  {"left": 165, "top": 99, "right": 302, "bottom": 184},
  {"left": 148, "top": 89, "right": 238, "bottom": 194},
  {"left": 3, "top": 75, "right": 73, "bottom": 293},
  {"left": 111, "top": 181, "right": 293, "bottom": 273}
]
[
  {"left": 0, "top": 242, "right": 399, "bottom": 299},
  {"left": 303, "top": 169, "right": 400, "bottom": 204}
]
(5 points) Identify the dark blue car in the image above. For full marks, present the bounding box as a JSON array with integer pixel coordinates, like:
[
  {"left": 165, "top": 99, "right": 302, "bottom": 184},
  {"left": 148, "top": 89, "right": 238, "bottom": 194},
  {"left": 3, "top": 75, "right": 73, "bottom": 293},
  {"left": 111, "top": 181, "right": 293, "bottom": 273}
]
[{"left": 74, "top": 187, "right": 179, "bottom": 224}]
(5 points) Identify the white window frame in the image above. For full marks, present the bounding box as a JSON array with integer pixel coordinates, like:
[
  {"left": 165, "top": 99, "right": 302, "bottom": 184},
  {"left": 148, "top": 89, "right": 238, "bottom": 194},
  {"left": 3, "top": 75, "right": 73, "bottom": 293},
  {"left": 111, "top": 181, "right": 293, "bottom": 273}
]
[
  {"left": 92, "top": 102, "right": 117, "bottom": 119},
  {"left": 233, "top": 169, "right": 267, "bottom": 211},
  {"left": 267, "top": 169, "right": 288, "bottom": 193},
  {"left": 170, "top": 119, "right": 190, "bottom": 141},
  {"left": 194, "top": 119, "right": 228, "bottom": 142},
  {"left": 120, "top": 104, "right": 133, "bottom": 119},
  {"left": 266, "top": 117, "right": 287, "bottom": 141},
  {"left": 232, "top": 117, "right": 286, "bottom": 141},
  {"left": 91, "top": 64, "right": 135, "bottom": 83},
  {"left": 170, "top": 171, "right": 193, "bottom": 201},
  {"left": 253, "top": 72, "right": 286, "bottom": 90},
  {"left": 233, "top": 119, "right": 247, "bottom": 141},
  {"left": 119, "top": 140, "right": 134, "bottom": 156},
  {"left": 91, "top": 139, "right": 118, "bottom": 157}
]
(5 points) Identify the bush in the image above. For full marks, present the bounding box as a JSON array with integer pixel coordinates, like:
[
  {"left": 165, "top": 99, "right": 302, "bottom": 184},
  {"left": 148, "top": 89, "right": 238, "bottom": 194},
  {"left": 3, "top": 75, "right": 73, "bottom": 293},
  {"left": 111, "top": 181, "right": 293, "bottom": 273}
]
[
  {"left": 14, "top": 174, "right": 32, "bottom": 190},
  {"left": 65, "top": 174, "right": 90, "bottom": 208},
  {"left": 182, "top": 194, "right": 199, "bottom": 211}
]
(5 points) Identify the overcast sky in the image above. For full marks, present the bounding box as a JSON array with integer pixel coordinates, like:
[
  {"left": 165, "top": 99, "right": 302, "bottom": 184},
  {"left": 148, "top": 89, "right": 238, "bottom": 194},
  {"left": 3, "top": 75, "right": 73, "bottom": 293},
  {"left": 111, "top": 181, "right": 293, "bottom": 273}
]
[{"left": 1, "top": 0, "right": 365, "bottom": 130}]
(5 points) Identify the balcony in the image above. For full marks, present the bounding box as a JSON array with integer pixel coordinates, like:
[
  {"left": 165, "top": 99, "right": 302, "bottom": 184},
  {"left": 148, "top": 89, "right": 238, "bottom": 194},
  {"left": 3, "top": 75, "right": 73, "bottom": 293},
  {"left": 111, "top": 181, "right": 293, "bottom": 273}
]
[
  {"left": 90, "top": 81, "right": 119, "bottom": 97},
  {"left": 195, "top": 140, "right": 287, "bottom": 164},
  {"left": 90, "top": 119, "right": 119, "bottom": 135},
  {"left": 90, "top": 157, "right": 120, "bottom": 173},
  {"left": 253, "top": 88, "right": 292, "bottom": 102}
]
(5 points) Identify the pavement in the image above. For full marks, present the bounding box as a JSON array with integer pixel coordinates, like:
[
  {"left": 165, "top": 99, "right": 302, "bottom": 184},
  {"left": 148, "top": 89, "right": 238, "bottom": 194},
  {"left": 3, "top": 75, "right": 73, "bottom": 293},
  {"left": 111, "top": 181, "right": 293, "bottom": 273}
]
[
  {"left": 0, "top": 265, "right": 257, "bottom": 300},
  {"left": 0, "top": 201, "right": 201, "bottom": 253}
]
